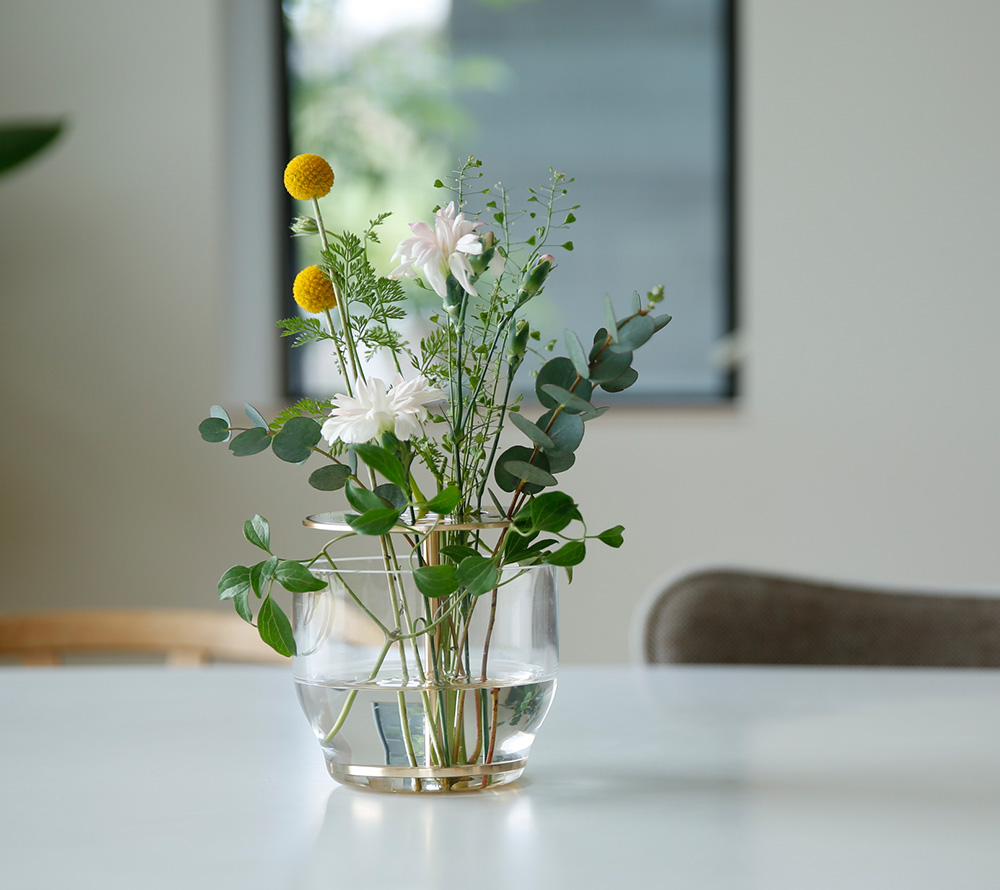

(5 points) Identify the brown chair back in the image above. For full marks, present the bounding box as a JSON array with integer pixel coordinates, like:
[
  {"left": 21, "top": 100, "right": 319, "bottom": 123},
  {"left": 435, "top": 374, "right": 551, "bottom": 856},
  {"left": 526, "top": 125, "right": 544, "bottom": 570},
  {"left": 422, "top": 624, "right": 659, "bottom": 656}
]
[{"left": 638, "top": 568, "right": 1000, "bottom": 666}]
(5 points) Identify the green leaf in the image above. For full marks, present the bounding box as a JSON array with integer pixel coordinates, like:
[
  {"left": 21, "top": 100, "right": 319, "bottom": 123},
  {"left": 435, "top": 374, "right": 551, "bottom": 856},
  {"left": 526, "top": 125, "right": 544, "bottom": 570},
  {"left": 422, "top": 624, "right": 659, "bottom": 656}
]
[
  {"left": 653, "top": 313, "right": 673, "bottom": 332},
  {"left": 440, "top": 544, "right": 481, "bottom": 563},
  {"left": 561, "top": 241, "right": 574, "bottom": 251},
  {"left": 600, "top": 367, "right": 639, "bottom": 393},
  {"left": 274, "top": 560, "right": 328, "bottom": 593},
  {"left": 199, "top": 417, "right": 230, "bottom": 443},
  {"left": 308, "top": 464, "right": 351, "bottom": 491},
  {"left": 250, "top": 556, "right": 279, "bottom": 597},
  {"left": 508, "top": 411, "right": 556, "bottom": 450},
  {"left": 564, "top": 330, "right": 590, "bottom": 379},
  {"left": 373, "top": 483, "right": 407, "bottom": 512},
  {"left": 543, "top": 540, "right": 587, "bottom": 567},
  {"left": 536, "top": 409, "right": 584, "bottom": 457},
  {"left": 257, "top": 596, "right": 296, "bottom": 657},
  {"left": 456, "top": 555, "right": 500, "bottom": 597},
  {"left": 229, "top": 427, "right": 271, "bottom": 456},
  {"left": 423, "top": 486, "right": 461, "bottom": 515},
  {"left": 596, "top": 525, "right": 625, "bottom": 548},
  {"left": 346, "top": 507, "right": 402, "bottom": 535},
  {"left": 588, "top": 347, "right": 633, "bottom": 384},
  {"left": 539, "top": 384, "right": 599, "bottom": 419},
  {"left": 244, "top": 403, "right": 268, "bottom": 429},
  {"left": 506, "top": 535, "right": 558, "bottom": 565},
  {"left": 503, "top": 460, "right": 558, "bottom": 488},
  {"left": 536, "top": 357, "right": 592, "bottom": 410},
  {"left": 218, "top": 565, "right": 252, "bottom": 601},
  {"left": 603, "top": 297, "right": 618, "bottom": 344},
  {"left": 547, "top": 452, "right": 576, "bottom": 474},
  {"left": 232, "top": 589, "right": 253, "bottom": 624},
  {"left": 344, "top": 481, "right": 388, "bottom": 514},
  {"left": 413, "top": 564, "right": 459, "bottom": 598},
  {"left": 0, "top": 122, "right": 63, "bottom": 176},
  {"left": 494, "top": 446, "right": 551, "bottom": 494},
  {"left": 271, "top": 416, "right": 322, "bottom": 463},
  {"left": 611, "top": 314, "right": 655, "bottom": 352},
  {"left": 529, "top": 491, "right": 581, "bottom": 534},
  {"left": 352, "top": 443, "right": 409, "bottom": 490},
  {"left": 243, "top": 514, "right": 271, "bottom": 553}
]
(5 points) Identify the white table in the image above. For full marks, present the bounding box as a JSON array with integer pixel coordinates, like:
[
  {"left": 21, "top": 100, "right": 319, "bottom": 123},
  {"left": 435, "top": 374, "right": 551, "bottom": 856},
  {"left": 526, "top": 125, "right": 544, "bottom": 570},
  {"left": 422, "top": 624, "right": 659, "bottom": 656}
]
[{"left": 1, "top": 665, "right": 999, "bottom": 889}]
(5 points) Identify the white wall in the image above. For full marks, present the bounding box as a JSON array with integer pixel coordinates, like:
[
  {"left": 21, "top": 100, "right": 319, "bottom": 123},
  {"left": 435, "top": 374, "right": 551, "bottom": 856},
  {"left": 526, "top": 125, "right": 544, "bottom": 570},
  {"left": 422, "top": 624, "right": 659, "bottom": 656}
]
[{"left": 1, "top": 1, "right": 997, "bottom": 663}]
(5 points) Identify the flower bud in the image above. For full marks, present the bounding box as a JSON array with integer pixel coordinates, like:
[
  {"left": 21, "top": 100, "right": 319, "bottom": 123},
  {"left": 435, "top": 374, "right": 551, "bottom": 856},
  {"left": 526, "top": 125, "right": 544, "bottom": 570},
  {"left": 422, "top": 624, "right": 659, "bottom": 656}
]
[
  {"left": 468, "top": 231, "right": 497, "bottom": 277},
  {"left": 516, "top": 255, "right": 554, "bottom": 306},
  {"left": 290, "top": 216, "right": 320, "bottom": 236},
  {"left": 442, "top": 274, "right": 467, "bottom": 320},
  {"left": 507, "top": 319, "right": 531, "bottom": 374}
]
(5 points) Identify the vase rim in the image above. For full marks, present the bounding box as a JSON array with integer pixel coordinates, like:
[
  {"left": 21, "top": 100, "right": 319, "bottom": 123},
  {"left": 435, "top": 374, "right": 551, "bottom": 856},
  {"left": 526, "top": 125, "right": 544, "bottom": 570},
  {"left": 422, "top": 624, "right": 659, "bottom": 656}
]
[
  {"left": 306, "top": 556, "right": 555, "bottom": 576},
  {"left": 303, "top": 509, "right": 511, "bottom": 534}
]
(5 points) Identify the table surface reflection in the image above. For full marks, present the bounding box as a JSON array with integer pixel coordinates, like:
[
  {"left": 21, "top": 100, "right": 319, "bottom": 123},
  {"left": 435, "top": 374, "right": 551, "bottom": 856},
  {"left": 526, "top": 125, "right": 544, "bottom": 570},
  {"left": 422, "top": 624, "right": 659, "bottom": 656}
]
[{"left": 2, "top": 665, "right": 999, "bottom": 889}]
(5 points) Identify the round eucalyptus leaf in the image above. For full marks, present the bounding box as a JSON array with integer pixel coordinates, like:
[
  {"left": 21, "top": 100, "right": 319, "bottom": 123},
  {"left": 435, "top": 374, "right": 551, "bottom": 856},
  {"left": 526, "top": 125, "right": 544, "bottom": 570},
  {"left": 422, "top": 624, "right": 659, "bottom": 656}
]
[
  {"left": 589, "top": 347, "right": 632, "bottom": 384},
  {"left": 374, "top": 483, "right": 407, "bottom": 512},
  {"left": 653, "top": 313, "right": 673, "bottom": 332},
  {"left": 244, "top": 403, "right": 269, "bottom": 430},
  {"left": 564, "top": 329, "right": 590, "bottom": 379},
  {"left": 229, "top": 427, "right": 271, "bottom": 457},
  {"left": 600, "top": 366, "right": 639, "bottom": 393},
  {"left": 537, "top": 409, "right": 584, "bottom": 457},
  {"left": 210, "top": 404, "right": 231, "bottom": 425},
  {"left": 603, "top": 295, "right": 618, "bottom": 342},
  {"left": 308, "top": 464, "right": 350, "bottom": 491},
  {"left": 494, "top": 446, "right": 551, "bottom": 494},
  {"left": 509, "top": 410, "right": 555, "bottom": 450},
  {"left": 272, "top": 416, "right": 322, "bottom": 463},
  {"left": 610, "top": 314, "right": 655, "bottom": 353},
  {"left": 503, "top": 460, "right": 558, "bottom": 488},
  {"left": 539, "top": 384, "right": 598, "bottom": 418},
  {"left": 536, "top": 357, "right": 592, "bottom": 410},
  {"left": 547, "top": 451, "right": 576, "bottom": 474},
  {"left": 199, "top": 417, "right": 230, "bottom": 443}
]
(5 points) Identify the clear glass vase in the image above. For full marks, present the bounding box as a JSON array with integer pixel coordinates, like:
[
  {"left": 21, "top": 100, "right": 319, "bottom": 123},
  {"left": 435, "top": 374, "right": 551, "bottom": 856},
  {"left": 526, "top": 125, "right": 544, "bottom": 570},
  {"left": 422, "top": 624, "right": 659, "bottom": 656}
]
[{"left": 292, "top": 557, "right": 558, "bottom": 793}]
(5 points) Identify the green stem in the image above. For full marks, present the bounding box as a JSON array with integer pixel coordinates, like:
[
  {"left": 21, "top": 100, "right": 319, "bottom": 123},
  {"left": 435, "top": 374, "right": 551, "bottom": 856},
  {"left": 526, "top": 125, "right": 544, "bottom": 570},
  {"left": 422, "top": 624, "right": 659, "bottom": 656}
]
[
  {"left": 322, "top": 636, "right": 393, "bottom": 744},
  {"left": 312, "top": 196, "right": 363, "bottom": 385}
]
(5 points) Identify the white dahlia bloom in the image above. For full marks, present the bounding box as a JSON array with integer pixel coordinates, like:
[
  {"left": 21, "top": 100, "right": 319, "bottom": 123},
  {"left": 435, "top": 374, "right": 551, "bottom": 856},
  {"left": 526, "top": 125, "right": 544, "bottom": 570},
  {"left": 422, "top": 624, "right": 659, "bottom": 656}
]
[
  {"left": 321, "top": 374, "right": 445, "bottom": 445},
  {"left": 389, "top": 202, "right": 484, "bottom": 299}
]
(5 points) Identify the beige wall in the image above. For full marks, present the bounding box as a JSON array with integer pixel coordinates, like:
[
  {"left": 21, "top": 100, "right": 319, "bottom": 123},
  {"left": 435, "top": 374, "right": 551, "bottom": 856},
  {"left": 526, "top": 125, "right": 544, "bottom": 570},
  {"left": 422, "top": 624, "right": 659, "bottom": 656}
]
[{"left": 2, "top": 1, "right": 998, "bottom": 663}]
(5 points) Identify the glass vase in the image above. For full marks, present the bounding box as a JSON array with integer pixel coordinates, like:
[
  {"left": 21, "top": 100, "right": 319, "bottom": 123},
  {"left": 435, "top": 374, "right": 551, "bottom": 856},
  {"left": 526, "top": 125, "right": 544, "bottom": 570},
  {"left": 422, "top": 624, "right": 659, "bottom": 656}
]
[{"left": 291, "top": 556, "right": 558, "bottom": 793}]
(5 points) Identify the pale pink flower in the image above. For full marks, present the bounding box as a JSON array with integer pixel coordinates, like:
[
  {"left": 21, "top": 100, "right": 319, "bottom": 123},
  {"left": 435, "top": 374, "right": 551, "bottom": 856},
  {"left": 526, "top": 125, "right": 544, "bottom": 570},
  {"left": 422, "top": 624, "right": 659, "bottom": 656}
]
[
  {"left": 321, "top": 375, "right": 445, "bottom": 445},
  {"left": 389, "top": 202, "right": 484, "bottom": 299}
]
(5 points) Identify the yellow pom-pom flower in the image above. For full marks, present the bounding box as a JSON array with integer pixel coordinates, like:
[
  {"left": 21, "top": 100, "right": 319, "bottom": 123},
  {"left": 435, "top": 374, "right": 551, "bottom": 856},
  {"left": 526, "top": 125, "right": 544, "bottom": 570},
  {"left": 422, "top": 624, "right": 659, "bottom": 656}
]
[
  {"left": 293, "top": 265, "right": 337, "bottom": 314},
  {"left": 283, "top": 153, "right": 335, "bottom": 201}
]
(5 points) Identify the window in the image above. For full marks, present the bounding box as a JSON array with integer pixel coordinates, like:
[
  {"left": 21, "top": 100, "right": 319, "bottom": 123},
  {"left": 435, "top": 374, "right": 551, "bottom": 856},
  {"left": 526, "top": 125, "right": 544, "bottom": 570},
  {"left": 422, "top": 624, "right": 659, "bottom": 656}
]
[{"left": 281, "top": 0, "right": 736, "bottom": 402}]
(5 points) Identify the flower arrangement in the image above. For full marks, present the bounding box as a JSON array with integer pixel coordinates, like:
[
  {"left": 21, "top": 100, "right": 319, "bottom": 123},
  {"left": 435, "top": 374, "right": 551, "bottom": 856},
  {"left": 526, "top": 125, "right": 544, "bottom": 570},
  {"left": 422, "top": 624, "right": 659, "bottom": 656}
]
[{"left": 199, "top": 154, "right": 670, "bottom": 787}]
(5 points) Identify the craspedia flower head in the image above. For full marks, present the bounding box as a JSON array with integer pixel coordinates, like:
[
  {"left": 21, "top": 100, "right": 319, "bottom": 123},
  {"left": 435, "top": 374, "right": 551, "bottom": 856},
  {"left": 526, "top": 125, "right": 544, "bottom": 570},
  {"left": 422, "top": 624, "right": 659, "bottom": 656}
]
[
  {"left": 293, "top": 265, "right": 337, "bottom": 314},
  {"left": 283, "top": 154, "right": 335, "bottom": 201}
]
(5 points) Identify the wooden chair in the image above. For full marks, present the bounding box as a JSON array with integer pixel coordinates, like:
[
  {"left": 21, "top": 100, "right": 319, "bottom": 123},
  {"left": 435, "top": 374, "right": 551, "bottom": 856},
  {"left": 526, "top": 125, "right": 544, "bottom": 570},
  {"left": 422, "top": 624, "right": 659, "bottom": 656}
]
[
  {"left": 634, "top": 567, "right": 1000, "bottom": 667},
  {"left": 0, "top": 609, "right": 286, "bottom": 666}
]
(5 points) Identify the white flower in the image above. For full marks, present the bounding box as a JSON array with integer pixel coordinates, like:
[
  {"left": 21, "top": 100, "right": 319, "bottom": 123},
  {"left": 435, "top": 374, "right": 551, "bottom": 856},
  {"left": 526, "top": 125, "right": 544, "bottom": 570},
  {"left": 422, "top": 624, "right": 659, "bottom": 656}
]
[
  {"left": 389, "top": 202, "right": 484, "bottom": 299},
  {"left": 321, "top": 374, "right": 445, "bottom": 445}
]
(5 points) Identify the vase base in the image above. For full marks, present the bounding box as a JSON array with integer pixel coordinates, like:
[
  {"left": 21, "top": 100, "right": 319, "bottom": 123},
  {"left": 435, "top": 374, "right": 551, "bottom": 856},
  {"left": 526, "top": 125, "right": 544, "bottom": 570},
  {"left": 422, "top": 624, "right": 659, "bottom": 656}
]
[{"left": 328, "top": 757, "right": 527, "bottom": 793}]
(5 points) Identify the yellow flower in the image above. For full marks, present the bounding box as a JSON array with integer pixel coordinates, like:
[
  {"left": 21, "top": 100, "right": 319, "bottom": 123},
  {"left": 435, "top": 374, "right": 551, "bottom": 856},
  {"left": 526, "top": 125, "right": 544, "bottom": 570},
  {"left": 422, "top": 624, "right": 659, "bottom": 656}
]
[
  {"left": 283, "top": 154, "right": 334, "bottom": 201},
  {"left": 293, "top": 266, "right": 337, "bottom": 314}
]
